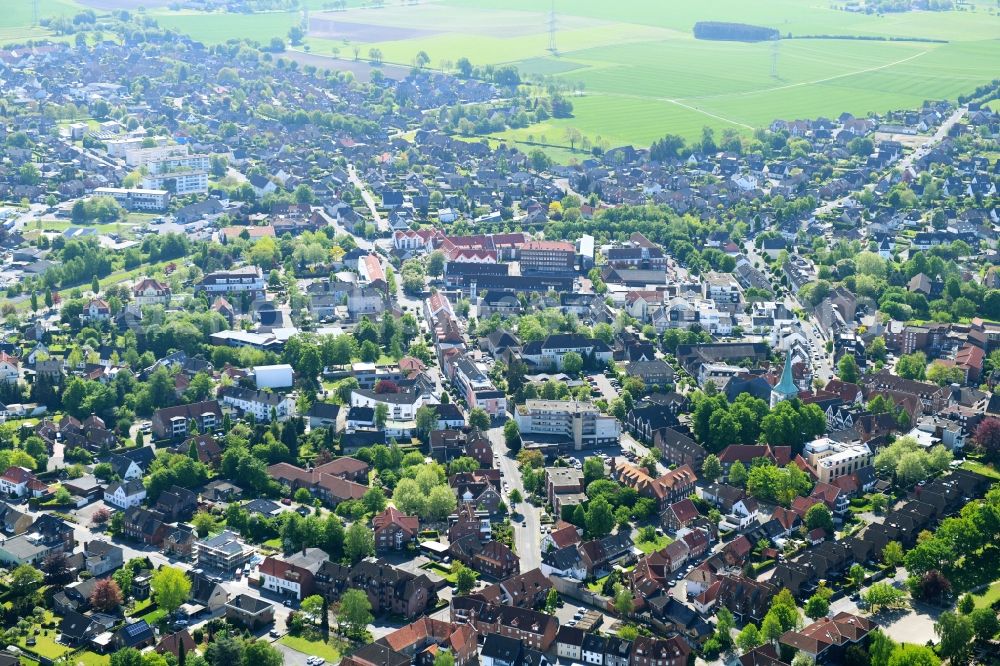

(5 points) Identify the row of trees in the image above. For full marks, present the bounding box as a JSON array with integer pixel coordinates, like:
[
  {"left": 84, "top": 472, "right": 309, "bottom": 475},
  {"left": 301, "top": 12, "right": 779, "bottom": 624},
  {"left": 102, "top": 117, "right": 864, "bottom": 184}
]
[{"left": 691, "top": 390, "right": 826, "bottom": 453}]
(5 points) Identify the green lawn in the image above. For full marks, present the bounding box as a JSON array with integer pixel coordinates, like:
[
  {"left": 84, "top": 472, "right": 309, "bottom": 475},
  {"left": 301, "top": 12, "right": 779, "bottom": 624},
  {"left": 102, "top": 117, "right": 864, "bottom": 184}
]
[
  {"left": 75, "top": 652, "right": 110, "bottom": 666},
  {"left": 972, "top": 580, "right": 1000, "bottom": 610},
  {"left": 419, "top": 561, "right": 458, "bottom": 583},
  {"left": 961, "top": 460, "right": 1000, "bottom": 481},
  {"left": 279, "top": 635, "right": 343, "bottom": 662},
  {"left": 18, "top": 625, "right": 70, "bottom": 660},
  {"left": 587, "top": 575, "right": 608, "bottom": 593},
  {"left": 634, "top": 533, "right": 672, "bottom": 554}
]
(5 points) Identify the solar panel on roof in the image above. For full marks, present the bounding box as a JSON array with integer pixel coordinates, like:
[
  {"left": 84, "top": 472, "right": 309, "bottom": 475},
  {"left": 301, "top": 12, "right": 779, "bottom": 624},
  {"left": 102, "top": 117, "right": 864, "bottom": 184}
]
[{"left": 125, "top": 621, "right": 149, "bottom": 636}]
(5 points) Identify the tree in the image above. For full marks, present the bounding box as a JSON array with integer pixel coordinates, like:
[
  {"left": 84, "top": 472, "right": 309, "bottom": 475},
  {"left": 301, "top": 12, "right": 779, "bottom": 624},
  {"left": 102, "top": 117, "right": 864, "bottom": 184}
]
[
  {"left": 9, "top": 564, "right": 43, "bottom": 610},
  {"left": 415, "top": 404, "right": 438, "bottom": 439},
  {"left": 204, "top": 634, "right": 243, "bottom": 666},
  {"left": 545, "top": 588, "right": 560, "bottom": 612},
  {"left": 301, "top": 594, "right": 325, "bottom": 624},
  {"left": 863, "top": 582, "right": 906, "bottom": 613},
  {"left": 805, "top": 503, "right": 833, "bottom": 534},
  {"left": 295, "top": 487, "right": 313, "bottom": 504},
  {"left": 509, "top": 488, "right": 523, "bottom": 505},
  {"left": 363, "top": 487, "right": 387, "bottom": 514},
  {"left": 583, "top": 457, "right": 605, "bottom": 485},
  {"left": 865, "top": 631, "right": 895, "bottom": 666},
  {"left": 896, "top": 352, "right": 927, "bottom": 380},
  {"left": 837, "top": 354, "right": 860, "bottom": 383},
  {"left": 345, "top": 520, "right": 375, "bottom": 563},
  {"left": 468, "top": 408, "right": 490, "bottom": 431},
  {"left": 192, "top": 511, "right": 215, "bottom": 538},
  {"left": 767, "top": 589, "right": 801, "bottom": 633},
  {"left": 562, "top": 351, "right": 583, "bottom": 375},
  {"left": 90, "top": 578, "right": 124, "bottom": 612},
  {"left": 288, "top": 26, "right": 305, "bottom": 44},
  {"left": 585, "top": 496, "right": 615, "bottom": 538},
  {"left": 42, "top": 551, "right": 71, "bottom": 584},
  {"left": 434, "top": 652, "right": 454, "bottom": 666},
  {"left": 111, "top": 649, "right": 144, "bottom": 666},
  {"left": 427, "top": 251, "right": 445, "bottom": 277},
  {"left": 716, "top": 607, "right": 734, "bottom": 648},
  {"left": 736, "top": 623, "right": 762, "bottom": 652},
  {"left": 927, "top": 361, "right": 965, "bottom": 387},
  {"left": 503, "top": 420, "right": 521, "bottom": 454},
  {"left": 760, "top": 612, "right": 783, "bottom": 645},
  {"left": 426, "top": 485, "right": 457, "bottom": 520},
  {"left": 886, "top": 644, "right": 940, "bottom": 666},
  {"left": 868, "top": 336, "right": 888, "bottom": 362},
  {"left": 113, "top": 566, "right": 134, "bottom": 599},
  {"left": 151, "top": 566, "right": 192, "bottom": 614},
  {"left": 882, "top": 541, "right": 904, "bottom": 568},
  {"left": 374, "top": 403, "right": 389, "bottom": 428},
  {"left": 453, "top": 561, "right": 478, "bottom": 595},
  {"left": 804, "top": 593, "right": 830, "bottom": 620},
  {"left": 973, "top": 417, "right": 1000, "bottom": 459},
  {"left": 916, "top": 569, "right": 951, "bottom": 604},
  {"left": 244, "top": 641, "right": 282, "bottom": 666},
  {"left": 934, "top": 611, "right": 973, "bottom": 665},
  {"left": 338, "top": 588, "right": 373, "bottom": 638},
  {"left": 321, "top": 594, "right": 331, "bottom": 640},
  {"left": 613, "top": 583, "right": 634, "bottom": 616},
  {"left": 702, "top": 454, "right": 722, "bottom": 483},
  {"left": 969, "top": 606, "right": 1000, "bottom": 642},
  {"left": 728, "top": 460, "right": 748, "bottom": 487}
]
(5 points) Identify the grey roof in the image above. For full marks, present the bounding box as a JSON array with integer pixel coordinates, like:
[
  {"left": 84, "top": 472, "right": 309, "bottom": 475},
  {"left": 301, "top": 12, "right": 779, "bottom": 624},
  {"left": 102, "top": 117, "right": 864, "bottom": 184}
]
[
  {"left": 107, "top": 479, "right": 145, "bottom": 496},
  {"left": 0, "top": 534, "right": 46, "bottom": 560},
  {"left": 197, "top": 530, "right": 245, "bottom": 554}
]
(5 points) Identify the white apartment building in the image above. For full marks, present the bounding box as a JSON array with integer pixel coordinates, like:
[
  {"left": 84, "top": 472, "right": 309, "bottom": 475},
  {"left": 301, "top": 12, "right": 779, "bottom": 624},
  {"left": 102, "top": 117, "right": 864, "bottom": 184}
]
[
  {"left": 197, "top": 266, "right": 266, "bottom": 294},
  {"left": 514, "top": 399, "right": 619, "bottom": 451},
  {"left": 106, "top": 137, "right": 148, "bottom": 158},
  {"left": 146, "top": 154, "right": 211, "bottom": 175},
  {"left": 350, "top": 389, "right": 437, "bottom": 421},
  {"left": 94, "top": 187, "right": 170, "bottom": 211},
  {"left": 702, "top": 271, "right": 743, "bottom": 304},
  {"left": 124, "top": 145, "right": 193, "bottom": 167},
  {"left": 803, "top": 437, "right": 873, "bottom": 484},
  {"left": 142, "top": 171, "right": 208, "bottom": 195},
  {"left": 219, "top": 386, "right": 295, "bottom": 422}
]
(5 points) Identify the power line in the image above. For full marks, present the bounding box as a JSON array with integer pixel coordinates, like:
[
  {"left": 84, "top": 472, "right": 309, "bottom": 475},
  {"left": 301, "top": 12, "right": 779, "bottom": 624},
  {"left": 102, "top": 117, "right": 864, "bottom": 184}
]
[
  {"left": 547, "top": 0, "right": 557, "bottom": 55},
  {"left": 770, "top": 38, "right": 780, "bottom": 79}
]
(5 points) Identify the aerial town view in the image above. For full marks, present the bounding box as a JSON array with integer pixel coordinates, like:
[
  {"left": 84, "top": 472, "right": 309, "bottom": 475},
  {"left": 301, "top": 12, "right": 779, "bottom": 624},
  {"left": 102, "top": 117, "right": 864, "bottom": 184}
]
[{"left": 0, "top": 0, "right": 998, "bottom": 665}]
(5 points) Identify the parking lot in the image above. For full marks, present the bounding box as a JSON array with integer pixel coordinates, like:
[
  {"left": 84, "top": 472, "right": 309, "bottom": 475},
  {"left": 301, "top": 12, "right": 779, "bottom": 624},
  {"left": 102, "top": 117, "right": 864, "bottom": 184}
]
[{"left": 587, "top": 373, "right": 619, "bottom": 401}]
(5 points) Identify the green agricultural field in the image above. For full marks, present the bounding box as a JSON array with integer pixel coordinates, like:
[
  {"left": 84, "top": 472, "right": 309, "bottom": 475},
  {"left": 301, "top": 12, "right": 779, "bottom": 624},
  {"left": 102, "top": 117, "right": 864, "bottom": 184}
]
[
  {"left": 0, "top": 0, "right": 81, "bottom": 31},
  {"left": 153, "top": 11, "right": 302, "bottom": 45},
  {"left": 5, "top": 0, "right": 998, "bottom": 148},
  {"left": 302, "top": 0, "right": 1000, "bottom": 146}
]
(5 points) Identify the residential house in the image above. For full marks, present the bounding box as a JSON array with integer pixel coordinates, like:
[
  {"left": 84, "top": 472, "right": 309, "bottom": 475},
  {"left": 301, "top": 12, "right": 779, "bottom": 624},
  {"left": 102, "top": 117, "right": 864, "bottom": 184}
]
[
  {"left": 373, "top": 507, "right": 420, "bottom": 553},
  {"left": 219, "top": 386, "right": 295, "bottom": 422},
  {"left": 104, "top": 479, "right": 146, "bottom": 509},
  {"left": 151, "top": 400, "right": 222, "bottom": 440},
  {"left": 225, "top": 594, "right": 275, "bottom": 630}
]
